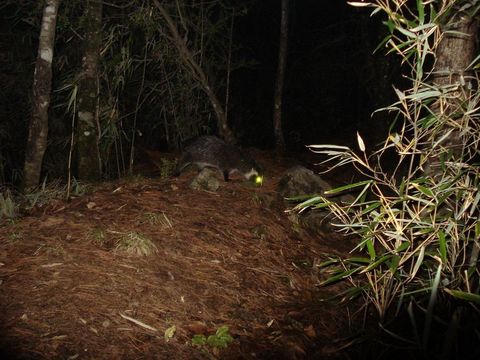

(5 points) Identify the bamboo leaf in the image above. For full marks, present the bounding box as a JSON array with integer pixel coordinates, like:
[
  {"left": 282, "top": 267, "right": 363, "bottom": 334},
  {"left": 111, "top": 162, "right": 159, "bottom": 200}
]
[
  {"left": 438, "top": 230, "right": 447, "bottom": 264},
  {"left": 411, "top": 24, "right": 436, "bottom": 33},
  {"left": 444, "top": 289, "right": 480, "bottom": 304},
  {"left": 423, "top": 265, "right": 442, "bottom": 347},
  {"left": 429, "top": 5, "right": 437, "bottom": 21},
  {"left": 389, "top": 255, "right": 401, "bottom": 274},
  {"left": 317, "top": 259, "right": 340, "bottom": 268},
  {"left": 357, "top": 132, "right": 366, "bottom": 152},
  {"left": 292, "top": 196, "right": 323, "bottom": 211},
  {"left": 360, "top": 255, "right": 391, "bottom": 273},
  {"left": 411, "top": 246, "right": 425, "bottom": 279},
  {"left": 285, "top": 194, "right": 319, "bottom": 202},
  {"left": 319, "top": 268, "right": 360, "bottom": 286},
  {"left": 324, "top": 180, "right": 372, "bottom": 195},
  {"left": 396, "top": 26, "right": 417, "bottom": 39},
  {"left": 398, "top": 177, "right": 406, "bottom": 196},
  {"left": 347, "top": 1, "right": 372, "bottom": 7},
  {"left": 346, "top": 257, "right": 371, "bottom": 264},
  {"left": 470, "top": 191, "right": 480, "bottom": 217},
  {"left": 366, "top": 238, "right": 376, "bottom": 260},
  {"left": 396, "top": 241, "right": 410, "bottom": 253},
  {"left": 416, "top": 0, "right": 424, "bottom": 25},
  {"left": 308, "top": 144, "right": 350, "bottom": 151}
]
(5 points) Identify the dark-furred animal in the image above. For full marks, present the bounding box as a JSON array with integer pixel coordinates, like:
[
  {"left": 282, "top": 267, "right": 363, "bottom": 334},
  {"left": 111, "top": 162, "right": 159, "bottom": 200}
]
[{"left": 173, "top": 136, "right": 261, "bottom": 181}]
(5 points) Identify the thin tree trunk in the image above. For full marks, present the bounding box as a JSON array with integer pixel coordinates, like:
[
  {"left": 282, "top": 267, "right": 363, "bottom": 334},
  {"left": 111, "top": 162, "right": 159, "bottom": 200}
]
[
  {"left": 152, "top": 0, "right": 236, "bottom": 144},
  {"left": 433, "top": 15, "right": 477, "bottom": 88},
  {"left": 425, "top": 12, "right": 478, "bottom": 175},
  {"left": 22, "top": 0, "right": 61, "bottom": 191},
  {"left": 273, "top": 0, "right": 288, "bottom": 155},
  {"left": 76, "top": 0, "right": 103, "bottom": 180}
]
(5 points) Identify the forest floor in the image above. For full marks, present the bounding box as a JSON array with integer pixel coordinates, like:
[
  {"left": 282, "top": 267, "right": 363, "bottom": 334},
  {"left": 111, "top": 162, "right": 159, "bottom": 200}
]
[{"left": 0, "top": 151, "right": 359, "bottom": 359}]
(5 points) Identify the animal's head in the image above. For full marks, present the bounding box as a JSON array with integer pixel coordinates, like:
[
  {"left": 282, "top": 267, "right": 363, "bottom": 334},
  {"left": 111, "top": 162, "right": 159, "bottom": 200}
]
[
  {"left": 243, "top": 164, "right": 263, "bottom": 185},
  {"left": 238, "top": 150, "right": 263, "bottom": 184}
]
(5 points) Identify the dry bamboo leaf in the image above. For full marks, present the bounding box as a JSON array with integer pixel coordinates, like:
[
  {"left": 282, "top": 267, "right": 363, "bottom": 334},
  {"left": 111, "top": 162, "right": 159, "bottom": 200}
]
[{"left": 119, "top": 313, "right": 158, "bottom": 332}]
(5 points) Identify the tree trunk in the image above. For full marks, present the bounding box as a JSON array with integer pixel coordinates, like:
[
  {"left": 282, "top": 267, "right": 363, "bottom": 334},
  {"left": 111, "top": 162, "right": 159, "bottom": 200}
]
[
  {"left": 152, "top": 0, "right": 236, "bottom": 144},
  {"left": 22, "top": 0, "right": 61, "bottom": 191},
  {"left": 273, "top": 0, "right": 288, "bottom": 155},
  {"left": 76, "top": 0, "right": 103, "bottom": 180},
  {"left": 433, "top": 14, "right": 477, "bottom": 88},
  {"left": 425, "top": 11, "right": 478, "bottom": 175}
]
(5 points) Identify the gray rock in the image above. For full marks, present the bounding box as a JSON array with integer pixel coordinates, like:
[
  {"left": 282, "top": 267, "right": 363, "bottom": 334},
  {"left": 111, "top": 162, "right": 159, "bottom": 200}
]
[
  {"left": 277, "top": 166, "right": 332, "bottom": 198},
  {"left": 279, "top": 166, "right": 356, "bottom": 236},
  {"left": 189, "top": 168, "right": 220, "bottom": 191}
]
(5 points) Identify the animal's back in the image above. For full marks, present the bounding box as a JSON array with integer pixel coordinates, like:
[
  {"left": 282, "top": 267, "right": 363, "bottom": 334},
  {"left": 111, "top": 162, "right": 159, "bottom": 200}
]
[{"left": 173, "top": 136, "right": 261, "bottom": 181}]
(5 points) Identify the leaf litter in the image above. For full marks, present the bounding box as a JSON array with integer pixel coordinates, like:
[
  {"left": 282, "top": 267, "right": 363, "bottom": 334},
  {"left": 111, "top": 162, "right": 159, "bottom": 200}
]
[{"left": 0, "top": 152, "right": 355, "bottom": 359}]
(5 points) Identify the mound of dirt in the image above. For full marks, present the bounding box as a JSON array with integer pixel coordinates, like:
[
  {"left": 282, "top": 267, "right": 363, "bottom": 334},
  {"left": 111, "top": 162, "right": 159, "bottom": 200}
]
[{"left": 0, "top": 154, "right": 355, "bottom": 359}]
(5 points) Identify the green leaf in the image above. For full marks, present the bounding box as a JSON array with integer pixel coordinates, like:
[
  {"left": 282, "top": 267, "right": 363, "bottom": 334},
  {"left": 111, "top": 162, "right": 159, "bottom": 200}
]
[
  {"left": 285, "top": 193, "right": 319, "bottom": 202},
  {"left": 438, "top": 230, "right": 447, "bottom": 264},
  {"left": 374, "top": 34, "right": 392, "bottom": 54},
  {"left": 338, "top": 286, "right": 365, "bottom": 302},
  {"left": 398, "top": 177, "right": 406, "bottom": 196},
  {"left": 192, "top": 334, "right": 207, "bottom": 346},
  {"left": 346, "top": 257, "right": 371, "bottom": 264},
  {"left": 396, "top": 241, "right": 410, "bottom": 253},
  {"left": 416, "top": 0, "right": 424, "bottom": 25},
  {"left": 216, "top": 325, "right": 231, "bottom": 338},
  {"left": 207, "top": 327, "right": 233, "bottom": 348},
  {"left": 366, "top": 238, "right": 376, "bottom": 260},
  {"left": 429, "top": 5, "right": 437, "bottom": 22},
  {"left": 292, "top": 196, "right": 323, "bottom": 210},
  {"left": 324, "top": 180, "right": 372, "bottom": 195},
  {"left": 389, "top": 255, "right": 401, "bottom": 275},
  {"left": 384, "top": 19, "right": 395, "bottom": 34},
  {"left": 312, "top": 202, "right": 332, "bottom": 210},
  {"left": 411, "top": 183, "right": 434, "bottom": 198},
  {"left": 444, "top": 289, "right": 480, "bottom": 305},
  {"left": 361, "top": 254, "right": 392, "bottom": 273},
  {"left": 317, "top": 259, "right": 340, "bottom": 268},
  {"left": 319, "top": 268, "right": 360, "bottom": 286}
]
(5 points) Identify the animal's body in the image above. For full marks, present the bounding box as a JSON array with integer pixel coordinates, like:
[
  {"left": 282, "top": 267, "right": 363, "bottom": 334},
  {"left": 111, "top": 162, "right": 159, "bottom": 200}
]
[{"left": 173, "top": 136, "right": 261, "bottom": 181}]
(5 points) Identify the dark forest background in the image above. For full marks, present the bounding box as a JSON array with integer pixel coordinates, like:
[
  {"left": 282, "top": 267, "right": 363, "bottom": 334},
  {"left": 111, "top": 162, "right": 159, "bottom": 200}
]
[{"left": 1, "top": 0, "right": 398, "bottom": 185}]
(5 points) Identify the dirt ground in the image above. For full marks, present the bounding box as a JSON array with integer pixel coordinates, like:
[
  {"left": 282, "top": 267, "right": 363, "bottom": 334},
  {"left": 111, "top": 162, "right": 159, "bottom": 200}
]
[{"left": 0, "top": 152, "right": 357, "bottom": 359}]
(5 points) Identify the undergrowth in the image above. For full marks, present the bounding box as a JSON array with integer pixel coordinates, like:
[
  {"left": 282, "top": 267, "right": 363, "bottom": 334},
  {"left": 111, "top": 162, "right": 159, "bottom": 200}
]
[{"left": 294, "top": 1, "right": 480, "bottom": 358}]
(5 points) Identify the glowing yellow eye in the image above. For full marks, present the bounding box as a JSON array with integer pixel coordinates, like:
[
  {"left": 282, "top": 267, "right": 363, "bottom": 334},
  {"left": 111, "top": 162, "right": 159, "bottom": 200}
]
[{"left": 255, "top": 176, "right": 263, "bottom": 185}]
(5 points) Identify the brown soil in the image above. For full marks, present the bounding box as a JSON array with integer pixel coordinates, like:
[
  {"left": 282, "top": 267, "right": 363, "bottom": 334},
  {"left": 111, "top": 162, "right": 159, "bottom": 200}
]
[{"left": 0, "top": 152, "right": 357, "bottom": 359}]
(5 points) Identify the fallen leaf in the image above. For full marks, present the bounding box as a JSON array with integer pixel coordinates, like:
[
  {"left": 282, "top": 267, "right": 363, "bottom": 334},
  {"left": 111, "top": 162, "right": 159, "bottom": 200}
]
[
  {"left": 40, "top": 217, "right": 65, "bottom": 228},
  {"left": 304, "top": 324, "right": 316, "bottom": 338},
  {"left": 286, "top": 311, "right": 302, "bottom": 320},
  {"left": 184, "top": 321, "right": 209, "bottom": 335},
  {"left": 164, "top": 325, "right": 176, "bottom": 342}
]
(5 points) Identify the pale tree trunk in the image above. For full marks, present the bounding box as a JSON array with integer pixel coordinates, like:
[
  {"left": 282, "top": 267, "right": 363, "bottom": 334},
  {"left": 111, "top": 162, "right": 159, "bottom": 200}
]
[
  {"left": 425, "top": 11, "right": 478, "bottom": 175},
  {"left": 76, "top": 0, "right": 103, "bottom": 180},
  {"left": 23, "top": 0, "right": 61, "bottom": 191},
  {"left": 273, "top": 0, "right": 288, "bottom": 155},
  {"left": 152, "top": 0, "right": 236, "bottom": 144}
]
